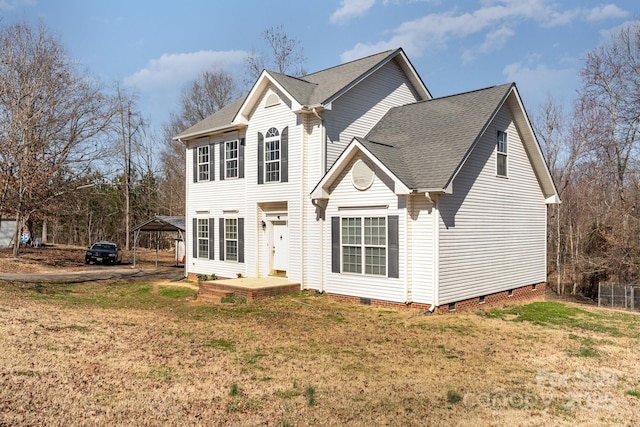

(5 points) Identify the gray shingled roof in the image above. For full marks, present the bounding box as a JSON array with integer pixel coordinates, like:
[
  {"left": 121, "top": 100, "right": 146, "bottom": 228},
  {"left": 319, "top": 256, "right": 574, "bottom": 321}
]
[
  {"left": 175, "top": 95, "right": 247, "bottom": 139},
  {"left": 175, "top": 50, "right": 398, "bottom": 140},
  {"left": 360, "top": 83, "right": 514, "bottom": 190}
]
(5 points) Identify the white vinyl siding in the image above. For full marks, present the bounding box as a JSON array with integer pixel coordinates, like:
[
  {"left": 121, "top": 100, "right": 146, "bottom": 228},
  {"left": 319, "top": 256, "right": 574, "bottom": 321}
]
[
  {"left": 323, "top": 155, "right": 405, "bottom": 302},
  {"left": 437, "top": 105, "right": 547, "bottom": 304},
  {"left": 324, "top": 59, "right": 422, "bottom": 170},
  {"left": 408, "top": 194, "right": 435, "bottom": 304},
  {"left": 247, "top": 86, "right": 301, "bottom": 281},
  {"left": 185, "top": 131, "right": 246, "bottom": 277}
]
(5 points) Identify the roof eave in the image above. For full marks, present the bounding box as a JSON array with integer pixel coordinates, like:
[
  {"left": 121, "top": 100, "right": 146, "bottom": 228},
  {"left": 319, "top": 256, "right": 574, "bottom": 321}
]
[{"left": 173, "top": 122, "right": 248, "bottom": 142}]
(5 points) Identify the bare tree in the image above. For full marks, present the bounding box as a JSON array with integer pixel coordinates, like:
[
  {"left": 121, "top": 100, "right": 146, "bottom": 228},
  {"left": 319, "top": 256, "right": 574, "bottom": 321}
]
[
  {"left": 0, "top": 22, "right": 113, "bottom": 257},
  {"left": 112, "top": 85, "right": 146, "bottom": 250},
  {"left": 566, "top": 21, "right": 640, "bottom": 284},
  {"left": 245, "top": 25, "right": 306, "bottom": 83},
  {"left": 579, "top": 21, "right": 640, "bottom": 206}
]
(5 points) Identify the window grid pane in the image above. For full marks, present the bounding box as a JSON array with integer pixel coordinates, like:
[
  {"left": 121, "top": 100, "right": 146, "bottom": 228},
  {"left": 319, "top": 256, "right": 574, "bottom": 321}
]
[
  {"left": 198, "top": 146, "right": 209, "bottom": 181},
  {"left": 364, "top": 217, "right": 386, "bottom": 246},
  {"left": 197, "top": 219, "right": 208, "bottom": 259},
  {"left": 226, "top": 140, "right": 238, "bottom": 178},
  {"left": 497, "top": 131, "right": 507, "bottom": 154},
  {"left": 497, "top": 153, "right": 507, "bottom": 176},
  {"left": 342, "top": 246, "right": 362, "bottom": 273},
  {"left": 341, "top": 217, "right": 386, "bottom": 276},
  {"left": 365, "top": 247, "right": 386, "bottom": 275},
  {"left": 225, "top": 218, "right": 238, "bottom": 261},
  {"left": 265, "top": 139, "right": 280, "bottom": 182},
  {"left": 341, "top": 218, "right": 361, "bottom": 245}
]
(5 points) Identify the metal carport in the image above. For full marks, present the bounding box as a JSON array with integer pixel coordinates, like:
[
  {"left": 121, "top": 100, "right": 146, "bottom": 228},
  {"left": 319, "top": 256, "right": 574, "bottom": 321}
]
[{"left": 132, "top": 216, "right": 185, "bottom": 274}]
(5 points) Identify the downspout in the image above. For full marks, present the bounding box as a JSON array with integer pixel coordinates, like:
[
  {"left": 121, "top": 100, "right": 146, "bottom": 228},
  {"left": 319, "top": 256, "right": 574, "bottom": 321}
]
[
  {"left": 405, "top": 194, "right": 411, "bottom": 304},
  {"left": 312, "top": 107, "right": 326, "bottom": 293},
  {"left": 428, "top": 193, "right": 440, "bottom": 313},
  {"left": 300, "top": 115, "right": 306, "bottom": 291}
]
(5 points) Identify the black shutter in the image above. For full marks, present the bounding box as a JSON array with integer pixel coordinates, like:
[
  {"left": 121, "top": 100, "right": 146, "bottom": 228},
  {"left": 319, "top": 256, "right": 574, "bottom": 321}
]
[
  {"left": 219, "top": 142, "right": 225, "bottom": 180},
  {"left": 331, "top": 217, "right": 340, "bottom": 273},
  {"left": 192, "top": 148, "right": 198, "bottom": 183},
  {"left": 257, "top": 132, "right": 264, "bottom": 184},
  {"left": 281, "top": 126, "right": 288, "bottom": 182},
  {"left": 239, "top": 138, "right": 245, "bottom": 179},
  {"left": 192, "top": 218, "right": 198, "bottom": 258},
  {"left": 208, "top": 218, "right": 215, "bottom": 260},
  {"left": 238, "top": 218, "right": 244, "bottom": 263},
  {"left": 219, "top": 218, "right": 225, "bottom": 261},
  {"left": 209, "top": 144, "right": 215, "bottom": 181},
  {"left": 388, "top": 215, "right": 399, "bottom": 278}
]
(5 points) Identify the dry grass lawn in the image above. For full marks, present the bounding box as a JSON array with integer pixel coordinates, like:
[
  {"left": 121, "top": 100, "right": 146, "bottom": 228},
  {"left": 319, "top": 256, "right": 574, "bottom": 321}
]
[{"left": 1, "top": 276, "right": 639, "bottom": 426}]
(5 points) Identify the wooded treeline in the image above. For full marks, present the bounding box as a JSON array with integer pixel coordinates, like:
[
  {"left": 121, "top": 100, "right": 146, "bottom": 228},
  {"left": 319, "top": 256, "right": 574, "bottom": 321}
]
[
  {"left": 0, "top": 22, "right": 302, "bottom": 255},
  {"left": 2, "top": 20, "right": 639, "bottom": 297},
  {"left": 536, "top": 22, "right": 640, "bottom": 295}
]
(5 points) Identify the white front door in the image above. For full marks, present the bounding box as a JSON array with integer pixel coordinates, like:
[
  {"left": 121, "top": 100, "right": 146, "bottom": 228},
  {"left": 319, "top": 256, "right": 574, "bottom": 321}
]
[{"left": 271, "top": 220, "right": 288, "bottom": 274}]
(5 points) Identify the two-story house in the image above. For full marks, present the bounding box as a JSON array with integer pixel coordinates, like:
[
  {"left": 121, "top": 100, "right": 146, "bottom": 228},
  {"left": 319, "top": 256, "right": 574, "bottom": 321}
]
[{"left": 175, "top": 48, "right": 559, "bottom": 311}]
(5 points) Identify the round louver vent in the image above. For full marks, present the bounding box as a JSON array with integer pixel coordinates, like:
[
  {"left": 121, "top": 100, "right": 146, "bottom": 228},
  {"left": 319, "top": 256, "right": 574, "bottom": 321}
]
[{"left": 352, "top": 159, "right": 374, "bottom": 191}]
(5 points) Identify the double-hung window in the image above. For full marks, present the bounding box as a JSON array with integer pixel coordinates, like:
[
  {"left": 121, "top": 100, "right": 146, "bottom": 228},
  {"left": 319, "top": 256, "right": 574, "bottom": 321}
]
[
  {"left": 264, "top": 127, "right": 280, "bottom": 182},
  {"left": 198, "top": 146, "right": 209, "bottom": 181},
  {"left": 341, "top": 216, "right": 386, "bottom": 275},
  {"left": 197, "top": 218, "right": 209, "bottom": 258},
  {"left": 225, "top": 140, "right": 238, "bottom": 178},
  {"left": 225, "top": 218, "right": 238, "bottom": 261},
  {"left": 497, "top": 130, "right": 507, "bottom": 177}
]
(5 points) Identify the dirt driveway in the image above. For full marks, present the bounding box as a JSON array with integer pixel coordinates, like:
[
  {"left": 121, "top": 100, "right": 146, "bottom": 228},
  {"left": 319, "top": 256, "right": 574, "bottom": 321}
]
[
  {"left": 0, "top": 245, "right": 185, "bottom": 283},
  {"left": 0, "top": 266, "right": 184, "bottom": 283}
]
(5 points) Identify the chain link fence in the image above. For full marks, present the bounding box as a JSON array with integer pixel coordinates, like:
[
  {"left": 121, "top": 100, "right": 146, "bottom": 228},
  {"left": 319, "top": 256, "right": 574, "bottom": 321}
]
[{"left": 598, "top": 283, "right": 640, "bottom": 312}]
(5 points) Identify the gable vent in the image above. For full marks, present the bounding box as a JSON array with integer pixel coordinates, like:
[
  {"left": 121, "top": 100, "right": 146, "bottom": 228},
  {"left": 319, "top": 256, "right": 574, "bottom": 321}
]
[
  {"left": 265, "top": 93, "right": 280, "bottom": 108},
  {"left": 352, "top": 159, "right": 375, "bottom": 191}
]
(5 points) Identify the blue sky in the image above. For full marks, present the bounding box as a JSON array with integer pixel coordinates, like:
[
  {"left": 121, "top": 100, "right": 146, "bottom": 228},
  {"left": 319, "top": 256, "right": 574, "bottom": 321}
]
[{"left": 2, "top": 0, "right": 637, "bottom": 134}]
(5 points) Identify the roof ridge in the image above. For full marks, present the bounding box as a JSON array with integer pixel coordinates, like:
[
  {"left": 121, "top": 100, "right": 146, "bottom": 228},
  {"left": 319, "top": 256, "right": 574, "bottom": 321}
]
[
  {"left": 266, "top": 70, "right": 317, "bottom": 86},
  {"left": 374, "top": 83, "right": 514, "bottom": 115},
  {"left": 430, "top": 82, "right": 514, "bottom": 101},
  {"left": 302, "top": 49, "right": 398, "bottom": 78}
]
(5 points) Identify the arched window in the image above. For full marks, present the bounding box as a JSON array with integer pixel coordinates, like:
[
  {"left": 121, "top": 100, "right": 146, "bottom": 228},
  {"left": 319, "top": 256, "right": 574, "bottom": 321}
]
[{"left": 264, "top": 127, "right": 280, "bottom": 182}]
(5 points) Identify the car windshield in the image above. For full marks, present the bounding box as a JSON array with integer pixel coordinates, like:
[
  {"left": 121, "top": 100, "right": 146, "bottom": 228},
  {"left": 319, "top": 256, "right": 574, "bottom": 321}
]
[{"left": 92, "top": 244, "right": 115, "bottom": 250}]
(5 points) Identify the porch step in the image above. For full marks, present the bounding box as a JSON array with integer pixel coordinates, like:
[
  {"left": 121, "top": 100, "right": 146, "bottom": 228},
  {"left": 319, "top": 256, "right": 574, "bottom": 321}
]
[{"left": 198, "top": 282, "right": 234, "bottom": 301}]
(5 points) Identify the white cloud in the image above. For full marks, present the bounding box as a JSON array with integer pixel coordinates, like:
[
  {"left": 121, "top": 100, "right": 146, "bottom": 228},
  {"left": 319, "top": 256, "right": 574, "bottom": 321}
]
[
  {"left": 340, "top": 0, "right": 581, "bottom": 62},
  {"left": 586, "top": 4, "right": 628, "bottom": 22},
  {"left": 330, "top": 0, "right": 377, "bottom": 24},
  {"left": 123, "top": 50, "right": 247, "bottom": 91},
  {"left": 462, "top": 25, "right": 515, "bottom": 62}
]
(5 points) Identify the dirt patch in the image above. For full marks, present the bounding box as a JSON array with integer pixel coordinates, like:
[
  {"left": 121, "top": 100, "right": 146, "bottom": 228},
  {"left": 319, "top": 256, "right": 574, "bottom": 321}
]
[{"left": 0, "top": 244, "right": 178, "bottom": 274}]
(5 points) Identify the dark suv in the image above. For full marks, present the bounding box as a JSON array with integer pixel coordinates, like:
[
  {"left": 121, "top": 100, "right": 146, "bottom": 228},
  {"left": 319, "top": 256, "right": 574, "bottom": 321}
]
[{"left": 85, "top": 242, "right": 122, "bottom": 265}]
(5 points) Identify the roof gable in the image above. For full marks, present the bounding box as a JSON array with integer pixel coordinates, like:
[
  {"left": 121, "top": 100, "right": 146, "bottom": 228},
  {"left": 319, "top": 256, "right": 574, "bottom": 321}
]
[
  {"left": 174, "top": 48, "right": 431, "bottom": 141},
  {"left": 313, "top": 83, "right": 559, "bottom": 203}
]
